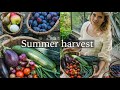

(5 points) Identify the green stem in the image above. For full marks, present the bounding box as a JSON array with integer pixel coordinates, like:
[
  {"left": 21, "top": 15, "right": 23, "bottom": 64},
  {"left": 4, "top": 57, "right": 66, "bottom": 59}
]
[
  {"left": 42, "top": 69, "right": 53, "bottom": 78},
  {"left": 38, "top": 67, "right": 43, "bottom": 78},
  {"left": 36, "top": 68, "right": 41, "bottom": 78},
  {"left": 40, "top": 65, "right": 60, "bottom": 75}
]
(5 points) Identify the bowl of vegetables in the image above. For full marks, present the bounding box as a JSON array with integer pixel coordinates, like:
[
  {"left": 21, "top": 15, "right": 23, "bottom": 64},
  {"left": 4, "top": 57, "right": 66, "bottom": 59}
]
[
  {"left": 0, "top": 12, "right": 24, "bottom": 36},
  {"left": 26, "top": 12, "right": 60, "bottom": 35},
  {"left": 60, "top": 51, "right": 94, "bottom": 78}
]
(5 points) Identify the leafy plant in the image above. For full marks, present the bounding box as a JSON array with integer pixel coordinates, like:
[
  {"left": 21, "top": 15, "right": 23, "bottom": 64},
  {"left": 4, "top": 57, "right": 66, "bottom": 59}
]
[{"left": 60, "top": 12, "right": 72, "bottom": 40}]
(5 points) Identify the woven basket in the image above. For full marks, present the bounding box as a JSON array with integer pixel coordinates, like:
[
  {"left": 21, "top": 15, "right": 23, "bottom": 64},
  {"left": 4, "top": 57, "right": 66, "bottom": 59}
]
[
  {"left": 26, "top": 12, "right": 60, "bottom": 35},
  {"left": 109, "top": 60, "right": 120, "bottom": 78},
  {"left": 60, "top": 50, "right": 95, "bottom": 78},
  {"left": 0, "top": 12, "right": 24, "bottom": 36},
  {"left": 0, "top": 34, "right": 39, "bottom": 50}
]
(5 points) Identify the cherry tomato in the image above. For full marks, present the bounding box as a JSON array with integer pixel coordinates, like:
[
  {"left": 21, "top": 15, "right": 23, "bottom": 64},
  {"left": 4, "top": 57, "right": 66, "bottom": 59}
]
[
  {"left": 65, "top": 70, "right": 69, "bottom": 74},
  {"left": 77, "top": 69, "right": 80, "bottom": 72},
  {"left": 16, "top": 71, "right": 24, "bottom": 78},
  {"left": 33, "top": 74, "right": 38, "bottom": 78},
  {"left": 73, "top": 64, "right": 77, "bottom": 68},
  {"left": 74, "top": 71, "right": 78, "bottom": 75},
  {"left": 30, "top": 65, "right": 35, "bottom": 70},
  {"left": 70, "top": 75, "right": 74, "bottom": 78},
  {"left": 77, "top": 75, "right": 82, "bottom": 78},
  {"left": 23, "top": 68, "right": 31, "bottom": 75}
]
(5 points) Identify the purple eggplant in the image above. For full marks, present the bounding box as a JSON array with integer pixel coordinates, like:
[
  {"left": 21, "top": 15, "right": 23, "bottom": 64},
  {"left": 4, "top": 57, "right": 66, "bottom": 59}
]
[
  {"left": 0, "top": 58, "right": 9, "bottom": 78},
  {"left": 3, "top": 49, "right": 19, "bottom": 67},
  {"left": 61, "top": 57, "right": 67, "bottom": 69}
]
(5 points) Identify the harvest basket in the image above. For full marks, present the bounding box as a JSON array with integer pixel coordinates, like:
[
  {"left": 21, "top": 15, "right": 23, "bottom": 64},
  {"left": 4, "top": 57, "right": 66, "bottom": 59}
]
[
  {"left": 0, "top": 34, "right": 39, "bottom": 50},
  {"left": 109, "top": 60, "right": 120, "bottom": 78},
  {"left": 26, "top": 12, "right": 60, "bottom": 35},
  {"left": 60, "top": 50, "right": 95, "bottom": 78},
  {"left": 0, "top": 12, "right": 24, "bottom": 36}
]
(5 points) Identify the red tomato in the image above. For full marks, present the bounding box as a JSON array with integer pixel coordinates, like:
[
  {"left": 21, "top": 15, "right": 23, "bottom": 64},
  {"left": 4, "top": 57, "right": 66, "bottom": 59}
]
[
  {"left": 31, "top": 65, "right": 35, "bottom": 70},
  {"left": 73, "top": 64, "right": 77, "bottom": 68},
  {"left": 16, "top": 71, "right": 24, "bottom": 78},
  {"left": 70, "top": 75, "right": 74, "bottom": 78},
  {"left": 23, "top": 68, "right": 31, "bottom": 75},
  {"left": 33, "top": 74, "right": 38, "bottom": 78},
  {"left": 77, "top": 75, "right": 82, "bottom": 78},
  {"left": 65, "top": 70, "right": 69, "bottom": 74},
  {"left": 69, "top": 65, "right": 73, "bottom": 69}
]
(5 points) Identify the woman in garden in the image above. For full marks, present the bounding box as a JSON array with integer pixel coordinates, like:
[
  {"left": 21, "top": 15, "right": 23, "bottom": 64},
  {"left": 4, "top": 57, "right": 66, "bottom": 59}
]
[{"left": 61, "top": 12, "right": 112, "bottom": 78}]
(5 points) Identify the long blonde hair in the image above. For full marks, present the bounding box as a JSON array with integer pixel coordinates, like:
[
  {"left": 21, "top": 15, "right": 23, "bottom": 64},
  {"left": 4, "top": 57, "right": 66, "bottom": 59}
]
[{"left": 90, "top": 12, "right": 111, "bottom": 31}]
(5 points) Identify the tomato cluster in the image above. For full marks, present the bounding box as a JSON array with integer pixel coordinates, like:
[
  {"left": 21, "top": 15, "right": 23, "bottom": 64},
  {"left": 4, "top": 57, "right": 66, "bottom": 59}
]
[
  {"left": 9, "top": 54, "right": 38, "bottom": 78},
  {"left": 64, "top": 59, "right": 82, "bottom": 78}
]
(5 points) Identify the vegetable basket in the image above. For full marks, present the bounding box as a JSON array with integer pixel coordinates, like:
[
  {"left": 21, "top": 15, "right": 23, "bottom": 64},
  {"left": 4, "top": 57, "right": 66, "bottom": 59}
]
[
  {"left": 60, "top": 50, "right": 95, "bottom": 78},
  {"left": 109, "top": 60, "right": 120, "bottom": 78},
  {"left": 26, "top": 12, "right": 60, "bottom": 35},
  {"left": 0, "top": 12, "right": 24, "bottom": 36}
]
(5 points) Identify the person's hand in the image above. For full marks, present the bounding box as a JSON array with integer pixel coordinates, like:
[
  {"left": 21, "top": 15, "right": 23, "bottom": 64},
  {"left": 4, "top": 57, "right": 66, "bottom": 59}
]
[{"left": 92, "top": 71, "right": 100, "bottom": 78}]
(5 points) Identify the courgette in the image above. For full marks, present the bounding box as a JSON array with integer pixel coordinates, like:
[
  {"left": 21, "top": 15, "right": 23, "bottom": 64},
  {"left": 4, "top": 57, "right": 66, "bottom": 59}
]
[
  {"left": 12, "top": 45, "right": 56, "bottom": 71},
  {"left": 71, "top": 55, "right": 88, "bottom": 66},
  {"left": 80, "top": 56, "right": 100, "bottom": 65},
  {"left": 35, "top": 48, "right": 60, "bottom": 65}
]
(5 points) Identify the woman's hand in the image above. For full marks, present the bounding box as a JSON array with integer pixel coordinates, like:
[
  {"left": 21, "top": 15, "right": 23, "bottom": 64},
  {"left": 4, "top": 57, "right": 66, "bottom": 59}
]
[
  {"left": 92, "top": 71, "right": 101, "bottom": 78},
  {"left": 92, "top": 60, "right": 106, "bottom": 78}
]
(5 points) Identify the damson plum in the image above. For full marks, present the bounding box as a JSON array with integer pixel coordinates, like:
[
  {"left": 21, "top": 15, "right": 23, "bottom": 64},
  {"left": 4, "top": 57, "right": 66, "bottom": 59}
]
[
  {"left": 38, "top": 24, "right": 42, "bottom": 28},
  {"left": 32, "top": 20, "right": 38, "bottom": 27},
  {"left": 52, "top": 16, "right": 58, "bottom": 22},
  {"left": 47, "top": 25, "right": 52, "bottom": 30},
  {"left": 39, "top": 15, "right": 44, "bottom": 20},
  {"left": 50, "top": 21, "right": 55, "bottom": 26},
  {"left": 41, "top": 29, "right": 46, "bottom": 32},
  {"left": 47, "top": 14, "right": 52, "bottom": 20},
  {"left": 29, "top": 20, "right": 33, "bottom": 26},
  {"left": 41, "top": 23, "right": 47, "bottom": 29},
  {"left": 42, "top": 20, "right": 47, "bottom": 24},
  {"left": 31, "top": 17, "right": 35, "bottom": 20},
  {"left": 34, "top": 13, "right": 39, "bottom": 19},
  {"left": 41, "top": 12, "right": 47, "bottom": 16},
  {"left": 38, "top": 12, "right": 42, "bottom": 15},
  {"left": 37, "top": 18, "right": 42, "bottom": 24}
]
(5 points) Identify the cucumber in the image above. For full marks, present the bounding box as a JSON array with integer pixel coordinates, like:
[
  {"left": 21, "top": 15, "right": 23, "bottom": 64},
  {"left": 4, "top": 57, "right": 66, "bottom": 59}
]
[
  {"left": 35, "top": 48, "right": 60, "bottom": 65},
  {"left": 71, "top": 55, "right": 88, "bottom": 66},
  {"left": 12, "top": 45, "right": 56, "bottom": 71}
]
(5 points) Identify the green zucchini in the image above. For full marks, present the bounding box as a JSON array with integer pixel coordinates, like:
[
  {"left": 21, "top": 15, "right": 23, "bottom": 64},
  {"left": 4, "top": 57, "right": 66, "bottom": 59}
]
[
  {"left": 12, "top": 45, "right": 56, "bottom": 71},
  {"left": 35, "top": 48, "right": 60, "bottom": 65},
  {"left": 71, "top": 55, "right": 88, "bottom": 66}
]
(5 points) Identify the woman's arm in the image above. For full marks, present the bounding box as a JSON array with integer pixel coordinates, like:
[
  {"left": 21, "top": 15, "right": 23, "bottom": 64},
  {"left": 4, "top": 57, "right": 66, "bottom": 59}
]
[{"left": 93, "top": 60, "right": 106, "bottom": 77}]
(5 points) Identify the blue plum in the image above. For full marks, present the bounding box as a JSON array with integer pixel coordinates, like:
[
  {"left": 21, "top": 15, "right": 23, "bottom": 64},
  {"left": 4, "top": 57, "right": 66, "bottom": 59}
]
[{"left": 32, "top": 20, "right": 38, "bottom": 27}]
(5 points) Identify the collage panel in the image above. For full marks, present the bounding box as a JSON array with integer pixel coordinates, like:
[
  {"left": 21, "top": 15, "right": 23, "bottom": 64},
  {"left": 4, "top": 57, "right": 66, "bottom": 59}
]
[
  {"left": 0, "top": 12, "right": 60, "bottom": 78},
  {"left": 60, "top": 12, "right": 120, "bottom": 78}
]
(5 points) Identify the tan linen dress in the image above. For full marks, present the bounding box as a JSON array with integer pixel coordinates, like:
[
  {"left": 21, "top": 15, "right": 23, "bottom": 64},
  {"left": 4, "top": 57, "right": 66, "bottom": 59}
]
[{"left": 79, "top": 21, "right": 112, "bottom": 78}]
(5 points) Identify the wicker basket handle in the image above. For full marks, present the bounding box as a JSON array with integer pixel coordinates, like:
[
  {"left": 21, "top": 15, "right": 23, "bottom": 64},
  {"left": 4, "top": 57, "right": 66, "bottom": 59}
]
[
  {"left": 0, "top": 34, "right": 13, "bottom": 41},
  {"left": 109, "top": 60, "right": 119, "bottom": 67},
  {"left": 0, "top": 12, "right": 25, "bottom": 21}
]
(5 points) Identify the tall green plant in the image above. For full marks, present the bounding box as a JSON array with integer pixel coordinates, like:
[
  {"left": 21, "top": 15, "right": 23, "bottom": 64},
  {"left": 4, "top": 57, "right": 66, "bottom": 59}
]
[{"left": 60, "top": 12, "right": 72, "bottom": 40}]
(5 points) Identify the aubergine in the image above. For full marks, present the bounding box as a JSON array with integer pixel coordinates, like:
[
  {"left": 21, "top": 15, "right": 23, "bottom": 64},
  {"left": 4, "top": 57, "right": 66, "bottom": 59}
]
[
  {"left": 0, "top": 58, "right": 9, "bottom": 78},
  {"left": 3, "top": 49, "right": 19, "bottom": 67}
]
